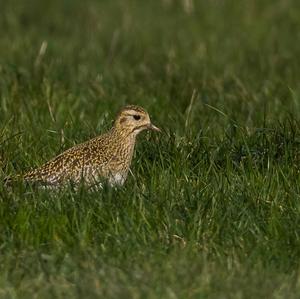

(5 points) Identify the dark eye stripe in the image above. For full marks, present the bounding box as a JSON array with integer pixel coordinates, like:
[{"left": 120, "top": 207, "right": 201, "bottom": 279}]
[{"left": 133, "top": 115, "right": 141, "bottom": 120}]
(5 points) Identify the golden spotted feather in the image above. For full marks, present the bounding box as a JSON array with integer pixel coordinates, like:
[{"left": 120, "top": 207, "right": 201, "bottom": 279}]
[{"left": 22, "top": 105, "right": 160, "bottom": 188}]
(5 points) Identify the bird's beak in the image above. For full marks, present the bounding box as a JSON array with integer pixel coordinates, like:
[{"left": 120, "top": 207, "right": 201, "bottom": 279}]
[{"left": 149, "top": 123, "right": 161, "bottom": 132}]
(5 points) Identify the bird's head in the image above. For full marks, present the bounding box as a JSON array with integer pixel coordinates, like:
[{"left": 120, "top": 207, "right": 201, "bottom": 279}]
[{"left": 114, "top": 105, "right": 160, "bottom": 136}]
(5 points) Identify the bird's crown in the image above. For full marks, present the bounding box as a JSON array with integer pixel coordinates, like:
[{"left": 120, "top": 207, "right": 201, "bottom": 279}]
[{"left": 113, "top": 105, "right": 160, "bottom": 135}]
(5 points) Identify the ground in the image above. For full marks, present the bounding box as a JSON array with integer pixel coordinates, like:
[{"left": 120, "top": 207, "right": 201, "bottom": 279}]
[{"left": 1, "top": 0, "right": 300, "bottom": 298}]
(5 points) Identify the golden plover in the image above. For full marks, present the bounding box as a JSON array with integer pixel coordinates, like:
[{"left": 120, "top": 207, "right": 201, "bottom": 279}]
[{"left": 22, "top": 105, "right": 160, "bottom": 188}]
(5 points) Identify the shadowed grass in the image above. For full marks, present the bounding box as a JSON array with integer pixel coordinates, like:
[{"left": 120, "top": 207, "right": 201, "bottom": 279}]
[{"left": 1, "top": 0, "right": 300, "bottom": 298}]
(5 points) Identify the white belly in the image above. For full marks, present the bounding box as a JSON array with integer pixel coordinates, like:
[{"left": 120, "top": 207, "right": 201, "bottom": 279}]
[{"left": 109, "top": 172, "right": 127, "bottom": 186}]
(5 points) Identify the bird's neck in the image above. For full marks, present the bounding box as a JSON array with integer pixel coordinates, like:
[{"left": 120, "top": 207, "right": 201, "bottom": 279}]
[
  {"left": 110, "top": 126, "right": 137, "bottom": 143},
  {"left": 107, "top": 127, "right": 137, "bottom": 172}
]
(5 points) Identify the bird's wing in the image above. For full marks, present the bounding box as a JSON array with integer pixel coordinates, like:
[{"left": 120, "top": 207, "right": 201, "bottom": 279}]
[
  {"left": 24, "top": 154, "right": 71, "bottom": 186},
  {"left": 23, "top": 144, "right": 90, "bottom": 186},
  {"left": 23, "top": 134, "right": 111, "bottom": 186}
]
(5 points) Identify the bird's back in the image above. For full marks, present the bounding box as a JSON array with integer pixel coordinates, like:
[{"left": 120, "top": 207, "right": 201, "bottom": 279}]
[
  {"left": 24, "top": 133, "right": 110, "bottom": 186},
  {"left": 23, "top": 130, "right": 135, "bottom": 187}
]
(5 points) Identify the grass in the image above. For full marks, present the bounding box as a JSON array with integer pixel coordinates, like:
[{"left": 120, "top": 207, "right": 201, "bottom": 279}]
[{"left": 1, "top": 0, "right": 300, "bottom": 298}]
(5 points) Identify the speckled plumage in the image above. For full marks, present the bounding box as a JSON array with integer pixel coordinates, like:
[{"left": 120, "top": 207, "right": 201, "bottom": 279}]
[{"left": 23, "top": 105, "right": 160, "bottom": 188}]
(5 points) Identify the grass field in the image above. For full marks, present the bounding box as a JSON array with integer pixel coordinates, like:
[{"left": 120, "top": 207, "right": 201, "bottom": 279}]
[{"left": 1, "top": 0, "right": 300, "bottom": 298}]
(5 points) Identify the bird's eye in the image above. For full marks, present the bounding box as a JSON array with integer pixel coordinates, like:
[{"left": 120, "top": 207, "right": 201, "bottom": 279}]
[{"left": 133, "top": 115, "right": 141, "bottom": 121}]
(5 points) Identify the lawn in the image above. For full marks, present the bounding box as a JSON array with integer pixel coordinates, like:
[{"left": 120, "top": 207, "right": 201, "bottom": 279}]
[{"left": 1, "top": 0, "right": 300, "bottom": 298}]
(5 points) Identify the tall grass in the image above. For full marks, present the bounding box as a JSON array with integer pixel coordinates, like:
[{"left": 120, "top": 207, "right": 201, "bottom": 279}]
[{"left": 1, "top": 0, "right": 300, "bottom": 298}]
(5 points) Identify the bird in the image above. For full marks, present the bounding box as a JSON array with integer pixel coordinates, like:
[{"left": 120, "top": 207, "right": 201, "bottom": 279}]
[{"left": 18, "top": 105, "right": 160, "bottom": 189}]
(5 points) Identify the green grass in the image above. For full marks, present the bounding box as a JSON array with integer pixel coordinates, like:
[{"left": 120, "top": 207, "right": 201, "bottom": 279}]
[{"left": 1, "top": 0, "right": 300, "bottom": 298}]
